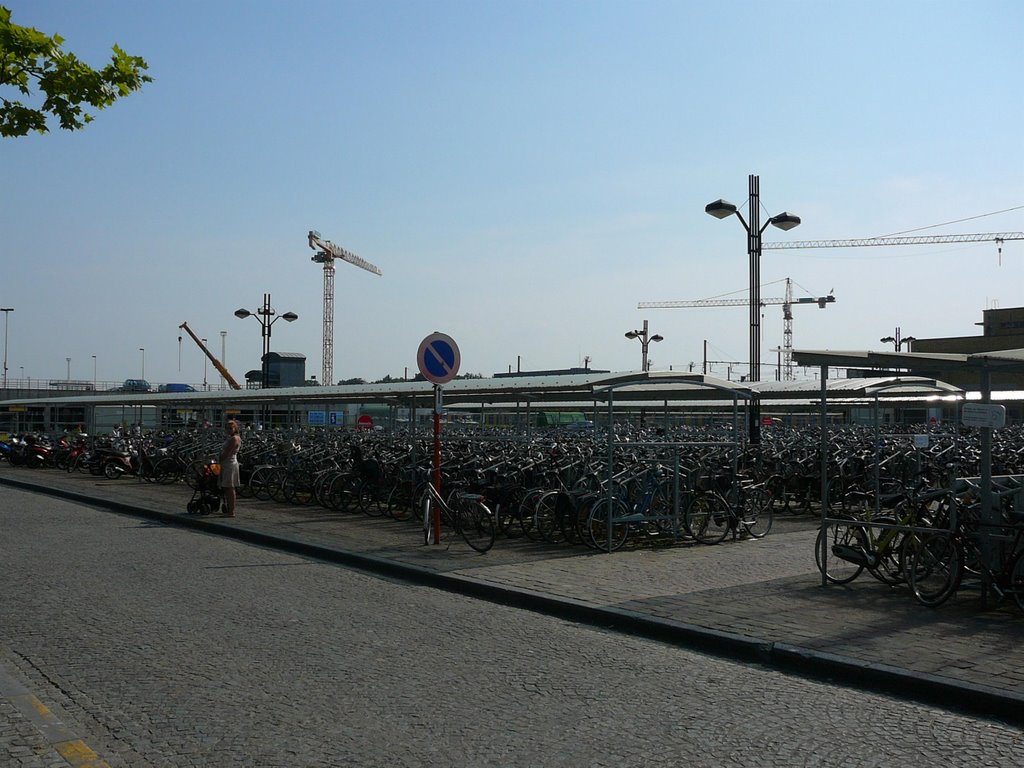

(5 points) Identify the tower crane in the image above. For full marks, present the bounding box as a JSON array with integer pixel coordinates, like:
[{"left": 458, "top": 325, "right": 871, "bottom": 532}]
[
  {"left": 178, "top": 322, "right": 242, "bottom": 390},
  {"left": 639, "top": 279, "right": 835, "bottom": 381},
  {"left": 307, "top": 230, "right": 382, "bottom": 387}
]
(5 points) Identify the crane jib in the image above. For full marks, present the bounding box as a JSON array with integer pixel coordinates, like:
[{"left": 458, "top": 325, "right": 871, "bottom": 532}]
[{"left": 762, "top": 232, "right": 1024, "bottom": 249}]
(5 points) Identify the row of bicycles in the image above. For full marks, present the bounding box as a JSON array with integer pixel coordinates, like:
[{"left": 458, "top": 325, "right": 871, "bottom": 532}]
[
  {"left": 8, "top": 423, "right": 1024, "bottom": 594},
  {"left": 816, "top": 472, "right": 1024, "bottom": 611}
]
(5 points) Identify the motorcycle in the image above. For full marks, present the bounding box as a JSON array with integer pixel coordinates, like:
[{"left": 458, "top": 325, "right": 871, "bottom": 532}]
[
  {"left": 7, "top": 434, "right": 55, "bottom": 469},
  {"left": 83, "top": 444, "right": 134, "bottom": 479}
]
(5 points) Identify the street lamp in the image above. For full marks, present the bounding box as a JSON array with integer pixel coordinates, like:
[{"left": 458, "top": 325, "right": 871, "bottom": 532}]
[
  {"left": 235, "top": 293, "right": 298, "bottom": 388},
  {"left": 220, "top": 330, "right": 227, "bottom": 390},
  {"left": 66, "top": 357, "right": 71, "bottom": 380},
  {"left": 624, "top": 319, "right": 663, "bottom": 372},
  {"left": 139, "top": 348, "right": 145, "bottom": 380},
  {"left": 881, "top": 327, "right": 916, "bottom": 351},
  {"left": 1, "top": 307, "right": 12, "bottom": 389},
  {"left": 201, "top": 338, "right": 208, "bottom": 390},
  {"left": 706, "top": 174, "right": 800, "bottom": 442},
  {"left": 92, "top": 355, "right": 97, "bottom": 390}
]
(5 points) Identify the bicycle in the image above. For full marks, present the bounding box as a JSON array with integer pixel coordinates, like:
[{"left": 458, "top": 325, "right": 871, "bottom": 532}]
[
  {"left": 421, "top": 481, "right": 496, "bottom": 553},
  {"left": 909, "top": 478, "right": 1024, "bottom": 609},
  {"left": 817, "top": 482, "right": 954, "bottom": 586},
  {"left": 683, "top": 474, "right": 774, "bottom": 545},
  {"left": 585, "top": 464, "right": 676, "bottom": 552}
]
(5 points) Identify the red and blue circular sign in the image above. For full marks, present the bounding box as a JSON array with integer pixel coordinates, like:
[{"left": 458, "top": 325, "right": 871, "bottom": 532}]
[{"left": 417, "top": 332, "right": 461, "bottom": 384}]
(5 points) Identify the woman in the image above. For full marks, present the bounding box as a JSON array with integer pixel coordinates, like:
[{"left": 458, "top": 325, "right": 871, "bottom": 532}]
[{"left": 219, "top": 419, "right": 242, "bottom": 517}]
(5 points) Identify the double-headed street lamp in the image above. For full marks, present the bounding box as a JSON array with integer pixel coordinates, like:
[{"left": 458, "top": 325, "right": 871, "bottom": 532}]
[
  {"left": 706, "top": 174, "right": 801, "bottom": 442},
  {"left": 235, "top": 293, "right": 298, "bottom": 389},
  {"left": 625, "top": 320, "right": 663, "bottom": 372},
  {"left": 1, "top": 307, "right": 12, "bottom": 389},
  {"left": 881, "top": 327, "right": 915, "bottom": 351}
]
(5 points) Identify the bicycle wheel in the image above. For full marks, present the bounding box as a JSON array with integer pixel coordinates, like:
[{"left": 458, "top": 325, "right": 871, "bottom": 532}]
[
  {"left": 909, "top": 532, "right": 962, "bottom": 607},
  {"left": 249, "top": 465, "right": 280, "bottom": 501},
  {"left": 517, "top": 488, "right": 545, "bottom": 540},
  {"left": 814, "top": 518, "right": 866, "bottom": 585},
  {"left": 359, "top": 481, "right": 387, "bottom": 516},
  {"left": 741, "top": 487, "right": 775, "bottom": 539},
  {"left": 454, "top": 496, "right": 495, "bottom": 553},
  {"left": 154, "top": 457, "right": 181, "bottom": 485},
  {"left": 684, "top": 492, "right": 730, "bottom": 545},
  {"left": 534, "top": 491, "right": 565, "bottom": 544},
  {"left": 864, "top": 517, "right": 905, "bottom": 586},
  {"left": 586, "top": 498, "right": 630, "bottom": 552},
  {"left": 386, "top": 482, "right": 416, "bottom": 521}
]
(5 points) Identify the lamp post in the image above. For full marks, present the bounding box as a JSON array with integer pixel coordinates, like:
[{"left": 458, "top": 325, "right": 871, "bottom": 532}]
[
  {"left": 1, "top": 307, "right": 12, "bottom": 389},
  {"left": 624, "top": 319, "right": 663, "bottom": 372},
  {"left": 66, "top": 357, "right": 71, "bottom": 380},
  {"left": 139, "top": 348, "right": 145, "bottom": 380},
  {"left": 706, "top": 174, "right": 800, "bottom": 442},
  {"left": 92, "top": 355, "right": 97, "bottom": 390},
  {"left": 220, "top": 330, "right": 227, "bottom": 390},
  {"left": 235, "top": 293, "right": 298, "bottom": 388},
  {"left": 880, "top": 327, "right": 916, "bottom": 351},
  {"left": 201, "top": 338, "right": 208, "bottom": 390}
]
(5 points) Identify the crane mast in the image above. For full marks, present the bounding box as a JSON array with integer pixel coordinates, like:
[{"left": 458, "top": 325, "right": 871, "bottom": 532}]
[{"left": 307, "top": 230, "right": 382, "bottom": 386}]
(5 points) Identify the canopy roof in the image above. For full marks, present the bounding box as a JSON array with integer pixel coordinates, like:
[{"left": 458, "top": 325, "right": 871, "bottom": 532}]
[{"left": 792, "top": 347, "right": 1024, "bottom": 373}]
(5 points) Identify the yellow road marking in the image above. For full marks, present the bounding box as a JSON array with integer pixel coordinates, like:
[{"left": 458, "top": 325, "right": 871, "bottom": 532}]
[
  {"left": 29, "top": 694, "right": 51, "bottom": 717},
  {"left": 56, "top": 739, "right": 111, "bottom": 767}
]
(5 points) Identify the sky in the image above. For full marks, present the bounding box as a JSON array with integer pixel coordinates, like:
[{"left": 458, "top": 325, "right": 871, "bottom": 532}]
[{"left": 2, "top": 0, "right": 1024, "bottom": 388}]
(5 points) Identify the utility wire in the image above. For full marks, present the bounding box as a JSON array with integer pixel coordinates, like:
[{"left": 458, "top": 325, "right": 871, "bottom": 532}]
[{"left": 875, "top": 204, "right": 1024, "bottom": 237}]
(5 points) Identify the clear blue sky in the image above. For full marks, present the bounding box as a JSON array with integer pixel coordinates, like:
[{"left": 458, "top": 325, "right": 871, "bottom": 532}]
[{"left": 3, "top": 0, "right": 1023, "bottom": 386}]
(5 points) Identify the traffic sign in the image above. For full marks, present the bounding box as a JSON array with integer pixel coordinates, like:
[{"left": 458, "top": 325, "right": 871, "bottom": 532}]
[
  {"left": 417, "top": 332, "right": 461, "bottom": 385},
  {"left": 962, "top": 403, "right": 1006, "bottom": 429}
]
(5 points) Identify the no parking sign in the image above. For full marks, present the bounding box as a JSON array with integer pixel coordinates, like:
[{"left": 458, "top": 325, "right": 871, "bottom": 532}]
[{"left": 417, "top": 332, "right": 460, "bottom": 384}]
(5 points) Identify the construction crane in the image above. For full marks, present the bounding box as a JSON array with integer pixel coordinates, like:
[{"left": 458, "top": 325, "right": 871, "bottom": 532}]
[
  {"left": 307, "top": 230, "right": 382, "bottom": 386},
  {"left": 178, "top": 322, "right": 242, "bottom": 390},
  {"left": 639, "top": 279, "right": 835, "bottom": 380},
  {"left": 764, "top": 232, "right": 1024, "bottom": 266}
]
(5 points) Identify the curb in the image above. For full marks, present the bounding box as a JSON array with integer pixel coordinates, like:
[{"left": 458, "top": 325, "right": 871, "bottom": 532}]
[{"left": 2, "top": 474, "right": 1022, "bottom": 727}]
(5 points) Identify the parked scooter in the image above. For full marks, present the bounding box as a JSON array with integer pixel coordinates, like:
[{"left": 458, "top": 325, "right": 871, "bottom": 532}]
[
  {"left": 6, "top": 434, "right": 54, "bottom": 469},
  {"left": 84, "top": 444, "right": 134, "bottom": 479}
]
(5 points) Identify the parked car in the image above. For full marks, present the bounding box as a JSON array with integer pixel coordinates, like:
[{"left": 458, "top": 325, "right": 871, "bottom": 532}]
[
  {"left": 158, "top": 383, "right": 196, "bottom": 393},
  {"left": 110, "top": 378, "right": 152, "bottom": 393}
]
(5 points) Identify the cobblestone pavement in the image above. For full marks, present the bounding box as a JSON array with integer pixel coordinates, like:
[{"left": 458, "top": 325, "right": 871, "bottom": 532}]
[
  {"left": 2, "top": 486, "right": 1023, "bottom": 767},
  {"left": 2, "top": 465, "right": 1023, "bottom": 725}
]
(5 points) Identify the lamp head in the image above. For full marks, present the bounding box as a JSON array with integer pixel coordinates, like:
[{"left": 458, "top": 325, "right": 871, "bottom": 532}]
[
  {"left": 650, "top": 334, "right": 664, "bottom": 343},
  {"left": 769, "top": 212, "right": 801, "bottom": 231},
  {"left": 880, "top": 336, "right": 896, "bottom": 344},
  {"left": 281, "top": 312, "right": 298, "bottom": 322},
  {"left": 234, "top": 309, "right": 252, "bottom": 319},
  {"left": 624, "top": 330, "right": 640, "bottom": 339},
  {"left": 705, "top": 199, "right": 737, "bottom": 219}
]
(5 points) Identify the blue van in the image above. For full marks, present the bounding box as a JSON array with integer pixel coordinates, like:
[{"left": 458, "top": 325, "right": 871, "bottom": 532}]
[{"left": 158, "top": 383, "right": 196, "bottom": 393}]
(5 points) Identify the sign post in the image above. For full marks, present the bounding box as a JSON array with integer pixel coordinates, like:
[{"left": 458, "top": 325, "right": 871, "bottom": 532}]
[{"left": 417, "top": 332, "right": 461, "bottom": 544}]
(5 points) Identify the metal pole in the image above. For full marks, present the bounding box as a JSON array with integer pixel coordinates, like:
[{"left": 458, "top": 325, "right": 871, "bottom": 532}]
[
  {"left": 818, "top": 364, "right": 830, "bottom": 585},
  {"left": 220, "top": 331, "right": 227, "bottom": 390},
  {"left": 432, "top": 384, "right": 443, "bottom": 545},
  {"left": 262, "top": 293, "right": 271, "bottom": 389},
  {"left": 641, "top": 319, "right": 650, "bottom": 372},
  {"left": 748, "top": 174, "right": 762, "bottom": 443},
  {"left": 0, "top": 308, "right": 12, "bottom": 388}
]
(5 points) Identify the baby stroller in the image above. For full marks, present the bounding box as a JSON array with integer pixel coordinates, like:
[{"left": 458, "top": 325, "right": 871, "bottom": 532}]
[{"left": 187, "top": 460, "right": 223, "bottom": 515}]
